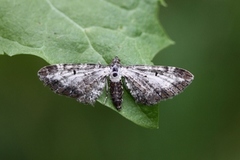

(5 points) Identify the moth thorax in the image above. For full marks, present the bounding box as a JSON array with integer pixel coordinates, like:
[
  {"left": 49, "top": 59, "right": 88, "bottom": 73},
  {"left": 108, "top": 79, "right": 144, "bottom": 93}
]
[{"left": 110, "top": 65, "right": 121, "bottom": 82}]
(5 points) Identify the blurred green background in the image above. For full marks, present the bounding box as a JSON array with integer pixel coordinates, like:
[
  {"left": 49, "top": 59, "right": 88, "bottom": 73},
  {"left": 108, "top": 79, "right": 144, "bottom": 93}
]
[{"left": 1, "top": 0, "right": 239, "bottom": 160}]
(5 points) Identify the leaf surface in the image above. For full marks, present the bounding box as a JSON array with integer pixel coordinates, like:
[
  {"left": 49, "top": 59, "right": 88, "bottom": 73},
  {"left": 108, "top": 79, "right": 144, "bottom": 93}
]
[{"left": 0, "top": 0, "right": 173, "bottom": 128}]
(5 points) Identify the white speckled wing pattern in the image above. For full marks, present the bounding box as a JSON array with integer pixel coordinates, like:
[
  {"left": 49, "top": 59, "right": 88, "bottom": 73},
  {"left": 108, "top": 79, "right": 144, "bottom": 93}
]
[
  {"left": 38, "top": 64, "right": 110, "bottom": 104},
  {"left": 38, "top": 56, "right": 194, "bottom": 110},
  {"left": 121, "top": 65, "right": 193, "bottom": 105}
]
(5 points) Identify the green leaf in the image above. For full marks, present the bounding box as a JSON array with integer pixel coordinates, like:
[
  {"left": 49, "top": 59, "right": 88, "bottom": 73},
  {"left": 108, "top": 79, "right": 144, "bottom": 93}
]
[{"left": 0, "top": 0, "right": 173, "bottom": 128}]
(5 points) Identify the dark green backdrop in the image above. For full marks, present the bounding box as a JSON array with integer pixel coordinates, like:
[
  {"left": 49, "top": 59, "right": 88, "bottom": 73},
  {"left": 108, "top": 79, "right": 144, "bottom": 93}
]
[{"left": 0, "top": 0, "right": 239, "bottom": 160}]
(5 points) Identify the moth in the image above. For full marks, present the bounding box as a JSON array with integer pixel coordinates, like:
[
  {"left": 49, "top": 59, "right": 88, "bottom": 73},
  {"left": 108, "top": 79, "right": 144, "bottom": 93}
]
[{"left": 38, "top": 56, "right": 194, "bottom": 110}]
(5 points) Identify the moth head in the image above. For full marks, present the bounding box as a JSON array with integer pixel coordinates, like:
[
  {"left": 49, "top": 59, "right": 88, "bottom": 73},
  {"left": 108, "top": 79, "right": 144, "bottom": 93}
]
[{"left": 111, "top": 56, "right": 120, "bottom": 65}]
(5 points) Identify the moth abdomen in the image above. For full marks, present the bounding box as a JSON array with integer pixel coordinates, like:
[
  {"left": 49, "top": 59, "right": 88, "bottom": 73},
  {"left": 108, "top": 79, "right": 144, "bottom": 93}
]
[{"left": 110, "top": 81, "right": 123, "bottom": 110}]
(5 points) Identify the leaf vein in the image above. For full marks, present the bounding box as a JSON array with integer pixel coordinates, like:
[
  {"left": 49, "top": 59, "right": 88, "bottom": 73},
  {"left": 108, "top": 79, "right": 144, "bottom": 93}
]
[{"left": 45, "top": 0, "right": 99, "bottom": 56}]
